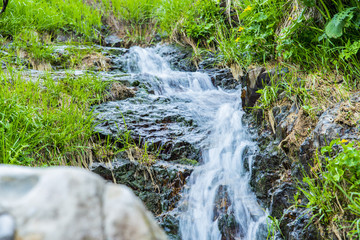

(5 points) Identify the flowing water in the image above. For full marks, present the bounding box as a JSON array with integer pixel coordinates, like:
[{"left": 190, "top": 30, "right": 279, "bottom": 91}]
[{"left": 121, "top": 46, "right": 268, "bottom": 240}]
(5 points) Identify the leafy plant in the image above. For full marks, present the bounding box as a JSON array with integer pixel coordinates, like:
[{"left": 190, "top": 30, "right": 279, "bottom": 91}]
[
  {"left": 325, "top": 7, "right": 357, "bottom": 39},
  {"left": 300, "top": 139, "right": 360, "bottom": 238}
]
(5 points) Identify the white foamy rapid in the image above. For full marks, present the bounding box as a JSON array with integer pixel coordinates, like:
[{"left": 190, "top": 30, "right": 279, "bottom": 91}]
[{"left": 127, "top": 45, "right": 267, "bottom": 240}]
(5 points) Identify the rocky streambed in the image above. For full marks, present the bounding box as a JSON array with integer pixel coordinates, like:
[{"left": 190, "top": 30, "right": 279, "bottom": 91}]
[{"left": 89, "top": 44, "right": 266, "bottom": 239}]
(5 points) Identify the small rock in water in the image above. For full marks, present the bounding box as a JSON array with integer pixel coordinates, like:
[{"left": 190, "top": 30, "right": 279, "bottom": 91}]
[
  {"left": 106, "top": 82, "right": 136, "bottom": 101},
  {"left": 104, "top": 35, "right": 123, "bottom": 48}
]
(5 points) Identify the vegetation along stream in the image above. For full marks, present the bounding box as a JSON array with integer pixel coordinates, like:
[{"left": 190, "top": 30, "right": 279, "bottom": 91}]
[{"left": 1, "top": 0, "right": 360, "bottom": 239}]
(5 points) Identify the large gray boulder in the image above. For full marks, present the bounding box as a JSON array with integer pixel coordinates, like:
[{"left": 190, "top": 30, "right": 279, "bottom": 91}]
[{"left": 0, "top": 165, "right": 167, "bottom": 240}]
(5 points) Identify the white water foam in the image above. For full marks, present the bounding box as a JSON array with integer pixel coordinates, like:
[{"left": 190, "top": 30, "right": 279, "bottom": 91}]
[{"left": 127, "top": 45, "right": 267, "bottom": 240}]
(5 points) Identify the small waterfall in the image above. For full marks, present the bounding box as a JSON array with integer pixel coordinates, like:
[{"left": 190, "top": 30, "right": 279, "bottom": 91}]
[
  {"left": 126, "top": 45, "right": 267, "bottom": 239},
  {"left": 179, "top": 100, "right": 267, "bottom": 240}
]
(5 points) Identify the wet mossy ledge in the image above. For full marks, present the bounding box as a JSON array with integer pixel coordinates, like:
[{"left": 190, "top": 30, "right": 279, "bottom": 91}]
[{"left": 242, "top": 67, "right": 360, "bottom": 239}]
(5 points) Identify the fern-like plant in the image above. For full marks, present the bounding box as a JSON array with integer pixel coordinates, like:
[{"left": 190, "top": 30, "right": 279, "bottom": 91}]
[{"left": 325, "top": 7, "right": 356, "bottom": 38}]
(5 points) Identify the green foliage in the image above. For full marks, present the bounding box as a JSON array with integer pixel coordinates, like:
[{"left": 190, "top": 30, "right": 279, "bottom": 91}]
[
  {"left": 213, "top": 0, "right": 288, "bottom": 65},
  {"left": 110, "top": 0, "right": 161, "bottom": 24},
  {"left": 300, "top": 0, "right": 316, "bottom": 7},
  {"left": 300, "top": 139, "right": 360, "bottom": 238},
  {"left": 183, "top": 0, "right": 221, "bottom": 41},
  {"left": 156, "top": 0, "right": 194, "bottom": 36},
  {"left": 12, "top": 30, "right": 54, "bottom": 63},
  {"left": 322, "top": 139, "right": 360, "bottom": 183},
  {"left": 0, "top": 0, "right": 102, "bottom": 40},
  {"left": 340, "top": 40, "right": 360, "bottom": 60},
  {"left": 156, "top": 0, "right": 222, "bottom": 43},
  {"left": 325, "top": 7, "right": 356, "bottom": 39},
  {"left": 267, "top": 215, "right": 283, "bottom": 239},
  {"left": 0, "top": 69, "right": 109, "bottom": 165},
  {"left": 256, "top": 85, "right": 280, "bottom": 109}
]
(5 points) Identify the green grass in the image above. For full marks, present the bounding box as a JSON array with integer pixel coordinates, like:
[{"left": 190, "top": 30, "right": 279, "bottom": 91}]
[
  {"left": 0, "top": 68, "right": 109, "bottom": 165},
  {"left": 0, "top": 0, "right": 102, "bottom": 40}
]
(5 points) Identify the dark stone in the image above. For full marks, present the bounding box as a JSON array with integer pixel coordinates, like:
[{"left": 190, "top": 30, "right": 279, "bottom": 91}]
[
  {"left": 91, "top": 159, "right": 194, "bottom": 215},
  {"left": 299, "top": 91, "right": 360, "bottom": 172},
  {"left": 157, "top": 45, "right": 196, "bottom": 72},
  {"left": 56, "top": 34, "right": 72, "bottom": 42},
  {"left": 218, "top": 213, "right": 240, "bottom": 240},
  {"left": 198, "top": 68, "right": 239, "bottom": 89},
  {"left": 213, "top": 185, "right": 243, "bottom": 240},
  {"left": 92, "top": 93, "right": 205, "bottom": 162},
  {"left": 270, "top": 183, "right": 297, "bottom": 219},
  {"left": 198, "top": 53, "right": 222, "bottom": 69},
  {"left": 157, "top": 211, "right": 181, "bottom": 240},
  {"left": 243, "top": 67, "right": 289, "bottom": 108},
  {"left": 104, "top": 35, "right": 123, "bottom": 48},
  {"left": 280, "top": 208, "right": 321, "bottom": 240},
  {"left": 243, "top": 67, "right": 266, "bottom": 108},
  {"left": 251, "top": 171, "right": 279, "bottom": 205},
  {"left": 153, "top": 34, "right": 162, "bottom": 43}
]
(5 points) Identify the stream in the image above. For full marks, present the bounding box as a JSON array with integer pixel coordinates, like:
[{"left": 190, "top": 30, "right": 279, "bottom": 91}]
[
  {"left": 93, "top": 45, "right": 268, "bottom": 239},
  {"left": 63, "top": 43, "right": 271, "bottom": 239}
]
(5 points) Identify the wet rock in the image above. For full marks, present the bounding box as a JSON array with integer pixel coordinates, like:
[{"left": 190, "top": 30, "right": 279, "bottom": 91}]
[
  {"left": 157, "top": 45, "right": 196, "bottom": 72},
  {"left": 198, "top": 53, "right": 222, "bottom": 69},
  {"left": 92, "top": 94, "right": 205, "bottom": 162},
  {"left": 91, "top": 159, "right": 194, "bottom": 215},
  {"left": 0, "top": 165, "right": 167, "bottom": 240},
  {"left": 199, "top": 68, "right": 239, "bottom": 89},
  {"left": 243, "top": 67, "right": 289, "bottom": 108},
  {"left": 280, "top": 208, "right": 321, "bottom": 240},
  {"left": 153, "top": 34, "right": 162, "bottom": 43},
  {"left": 213, "top": 185, "right": 242, "bottom": 240},
  {"left": 56, "top": 33, "right": 72, "bottom": 42},
  {"left": 270, "top": 183, "right": 297, "bottom": 219},
  {"left": 157, "top": 210, "right": 181, "bottom": 240},
  {"left": 242, "top": 67, "right": 265, "bottom": 108},
  {"left": 104, "top": 35, "right": 123, "bottom": 48},
  {"left": 250, "top": 139, "right": 289, "bottom": 207},
  {"left": 218, "top": 214, "right": 239, "bottom": 240},
  {"left": 299, "top": 91, "right": 360, "bottom": 171},
  {"left": 105, "top": 82, "right": 136, "bottom": 101},
  {"left": 251, "top": 171, "right": 279, "bottom": 205}
]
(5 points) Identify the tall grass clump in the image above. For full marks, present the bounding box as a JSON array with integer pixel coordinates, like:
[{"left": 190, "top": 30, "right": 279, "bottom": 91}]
[
  {"left": 157, "top": 0, "right": 222, "bottom": 44},
  {"left": 0, "top": 69, "right": 109, "bottom": 166},
  {"left": 0, "top": 0, "right": 103, "bottom": 40}
]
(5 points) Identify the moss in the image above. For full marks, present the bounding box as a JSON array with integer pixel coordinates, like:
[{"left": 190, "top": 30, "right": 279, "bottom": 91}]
[{"left": 174, "top": 158, "right": 198, "bottom": 166}]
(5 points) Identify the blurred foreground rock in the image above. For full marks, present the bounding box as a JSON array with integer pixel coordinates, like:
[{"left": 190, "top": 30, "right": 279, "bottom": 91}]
[{"left": 0, "top": 165, "right": 167, "bottom": 240}]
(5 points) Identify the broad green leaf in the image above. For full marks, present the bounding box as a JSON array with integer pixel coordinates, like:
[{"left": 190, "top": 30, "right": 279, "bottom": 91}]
[{"left": 325, "top": 8, "right": 356, "bottom": 38}]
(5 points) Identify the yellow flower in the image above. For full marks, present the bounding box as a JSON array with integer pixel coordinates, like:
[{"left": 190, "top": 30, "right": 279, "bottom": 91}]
[
  {"left": 235, "top": 37, "right": 240, "bottom": 42},
  {"left": 341, "top": 139, "right": 348, "bottom": 143},
  {"left": 288, "top": 16, "right": 293, "bottom": 21},
  {"left": 243, "top": 5, "right": 252, "bottom": 12},
  {"left": 238, "top": 26, "right": 244, "bottom": 32}
]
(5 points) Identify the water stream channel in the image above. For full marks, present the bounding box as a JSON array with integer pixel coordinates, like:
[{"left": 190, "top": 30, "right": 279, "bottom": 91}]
[{"left": 91, "top": 45, "right": 268, "bottom": 239}]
